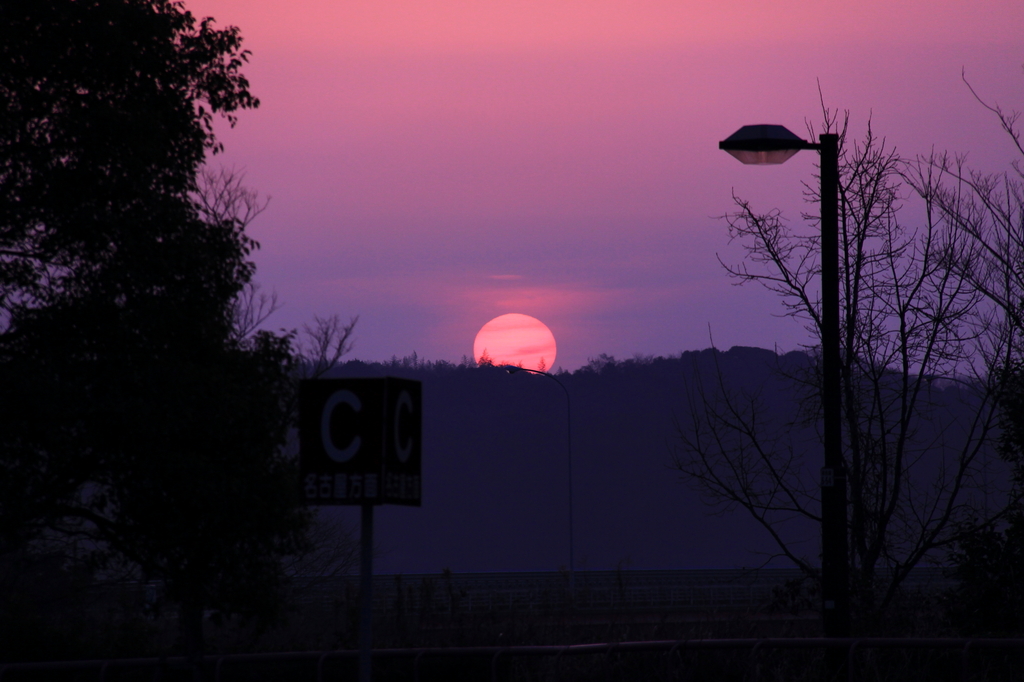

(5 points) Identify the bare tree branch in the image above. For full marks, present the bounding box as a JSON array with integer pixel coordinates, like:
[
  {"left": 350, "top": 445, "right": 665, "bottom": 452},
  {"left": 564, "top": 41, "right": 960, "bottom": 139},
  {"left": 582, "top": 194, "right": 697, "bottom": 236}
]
[
  {"left": 676, "top": 110, "right": 1016, "bottom": 625},
  {"left": 230, "top": 282, "right": 281, "bottom": 341},
  {"left": 297, "top": 314, "right": 359, "bottom": 379},
  {"left": 193, "top": 166, "right": 269, "bottom": 231}
]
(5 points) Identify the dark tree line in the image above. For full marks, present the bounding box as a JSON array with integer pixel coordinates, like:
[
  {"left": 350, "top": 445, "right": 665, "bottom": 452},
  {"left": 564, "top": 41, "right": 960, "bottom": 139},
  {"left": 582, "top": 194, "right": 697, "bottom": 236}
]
[
  {"left": 928, "top": 77, "right": 1024, "bottom": 635},
  {"left": 0, "top": 0, "right": 325, "bottom": 660}
]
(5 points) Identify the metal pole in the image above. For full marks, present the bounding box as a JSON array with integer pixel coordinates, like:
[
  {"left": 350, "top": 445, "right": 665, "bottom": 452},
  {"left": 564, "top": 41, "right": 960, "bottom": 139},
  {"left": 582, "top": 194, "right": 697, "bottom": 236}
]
[
  {"left": 542, "top": 373, "right": 574, "bottom": 595},
  {"left": 359, "top": 503, "right": 374, "bottom": 682},
  {"left": 505, "top": 367, "right": 574, "bottom": 596},
  {"left": 819, "top": 131, "right": 850, "bottom": 641},
  {"left": 564, "top": 381, "right": 574, "bottom": 597}
]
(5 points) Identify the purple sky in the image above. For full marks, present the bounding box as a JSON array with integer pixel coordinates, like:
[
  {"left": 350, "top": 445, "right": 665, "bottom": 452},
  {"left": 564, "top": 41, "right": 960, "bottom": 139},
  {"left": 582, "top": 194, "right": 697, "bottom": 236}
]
[{"left": 190, "top": 0, "right": 1024, "bottom": 370}]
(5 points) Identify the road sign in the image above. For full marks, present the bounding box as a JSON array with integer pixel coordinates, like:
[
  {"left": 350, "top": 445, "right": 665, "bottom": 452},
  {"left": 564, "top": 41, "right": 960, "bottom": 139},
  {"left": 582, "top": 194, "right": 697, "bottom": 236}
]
[{"left": 299, "top": 377, "right": 421, "bottom": 506}]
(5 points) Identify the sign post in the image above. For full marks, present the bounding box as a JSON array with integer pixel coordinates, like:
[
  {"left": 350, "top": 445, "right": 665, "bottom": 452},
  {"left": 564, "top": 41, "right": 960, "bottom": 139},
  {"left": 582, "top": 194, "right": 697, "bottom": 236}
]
[{"left": 299, "top": 378, "right": 421, "bottom": 682}]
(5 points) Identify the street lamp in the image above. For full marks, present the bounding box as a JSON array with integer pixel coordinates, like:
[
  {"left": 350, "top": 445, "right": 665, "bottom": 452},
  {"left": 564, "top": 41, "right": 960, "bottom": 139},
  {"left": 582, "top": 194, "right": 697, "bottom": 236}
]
[
  {"left": 503, "top": 365, "right": 575, "bottom": 595},
  {"left": 719, "top": 124, "right": 850, "bottom": 639}
]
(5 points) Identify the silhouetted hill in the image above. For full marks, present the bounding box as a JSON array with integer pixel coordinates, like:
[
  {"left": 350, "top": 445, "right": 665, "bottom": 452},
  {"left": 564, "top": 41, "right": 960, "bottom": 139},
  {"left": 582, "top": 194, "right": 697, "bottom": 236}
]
[{"left": 314, "top": 347, "right": 986, "bottom": 574}]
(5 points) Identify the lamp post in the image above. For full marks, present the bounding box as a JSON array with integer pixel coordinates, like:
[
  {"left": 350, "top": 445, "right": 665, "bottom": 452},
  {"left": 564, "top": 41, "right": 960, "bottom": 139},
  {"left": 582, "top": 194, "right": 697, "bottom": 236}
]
[
  {"left": 504, "top": 365, "right": 575, "bottom": 595},
  {"left": 718, "top": 124, "right": 850, "bottom": 640}
]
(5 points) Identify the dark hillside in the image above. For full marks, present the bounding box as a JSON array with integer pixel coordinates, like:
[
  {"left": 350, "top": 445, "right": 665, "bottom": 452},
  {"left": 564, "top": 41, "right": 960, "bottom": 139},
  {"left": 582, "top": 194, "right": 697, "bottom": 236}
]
[{"left": 314, "top": 347, "right": 988, "bottom": 574}]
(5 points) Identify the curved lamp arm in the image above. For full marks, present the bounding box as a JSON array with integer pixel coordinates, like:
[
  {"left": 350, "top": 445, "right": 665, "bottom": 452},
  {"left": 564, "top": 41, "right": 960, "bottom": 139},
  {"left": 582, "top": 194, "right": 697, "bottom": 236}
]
[{"left": 502, "top": 365, "right": 575, "bottom": 594}]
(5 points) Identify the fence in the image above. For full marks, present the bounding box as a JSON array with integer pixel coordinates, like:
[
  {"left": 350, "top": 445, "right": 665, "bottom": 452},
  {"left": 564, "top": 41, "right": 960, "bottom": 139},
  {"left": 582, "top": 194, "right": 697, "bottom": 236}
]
[
  {"left": 292, "top": 567, "right": 956, "bottom": 616},
  {"left": 4, "top": 637, "right": 1024, "bottom": 682}
]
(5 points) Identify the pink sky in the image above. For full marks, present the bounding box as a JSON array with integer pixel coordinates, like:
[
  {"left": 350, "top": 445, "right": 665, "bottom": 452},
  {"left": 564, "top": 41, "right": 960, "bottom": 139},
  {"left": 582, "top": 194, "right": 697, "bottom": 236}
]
[{"left": 189, "top": 0, "right": 1023, "bottom": 369}]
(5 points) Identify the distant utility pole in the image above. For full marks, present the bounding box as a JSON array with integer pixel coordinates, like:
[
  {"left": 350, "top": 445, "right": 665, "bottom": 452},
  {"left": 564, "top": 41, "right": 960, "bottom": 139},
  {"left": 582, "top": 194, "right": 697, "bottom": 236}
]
[{"left": 504, "top": 366, "right": 575, "bottom": 597}]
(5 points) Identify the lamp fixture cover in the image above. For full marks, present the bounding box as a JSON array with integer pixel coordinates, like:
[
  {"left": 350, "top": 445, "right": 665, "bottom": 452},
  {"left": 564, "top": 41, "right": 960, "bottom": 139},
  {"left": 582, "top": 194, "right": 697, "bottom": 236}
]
[{"left": 719, "top": 124, "right": 811, "bottom": 165}]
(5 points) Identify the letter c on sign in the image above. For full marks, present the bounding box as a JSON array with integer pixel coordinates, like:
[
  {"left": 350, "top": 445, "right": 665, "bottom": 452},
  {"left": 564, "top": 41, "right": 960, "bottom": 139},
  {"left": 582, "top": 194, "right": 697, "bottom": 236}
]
[
  {"left": 322, "top": 390, "right": 361, "bottom": 462},
  {"left": 394, "top": 390, "right": 414, "bottom": 463}
]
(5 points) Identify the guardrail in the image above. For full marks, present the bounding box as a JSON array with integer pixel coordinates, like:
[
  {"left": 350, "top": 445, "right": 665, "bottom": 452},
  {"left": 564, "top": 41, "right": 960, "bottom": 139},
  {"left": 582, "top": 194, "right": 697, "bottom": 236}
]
[
  {"left": 291, "top": 567, "right": 956, "bottom": 616},
  {"left": 3, "top": 637, "right": 1024, "bottom": 682}
]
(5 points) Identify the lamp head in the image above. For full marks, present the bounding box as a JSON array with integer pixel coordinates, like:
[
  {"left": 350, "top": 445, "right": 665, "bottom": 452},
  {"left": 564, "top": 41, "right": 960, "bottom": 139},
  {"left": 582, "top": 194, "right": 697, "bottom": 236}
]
[{"left": 719, "top": 124, "right": 810, "bottom": 165}]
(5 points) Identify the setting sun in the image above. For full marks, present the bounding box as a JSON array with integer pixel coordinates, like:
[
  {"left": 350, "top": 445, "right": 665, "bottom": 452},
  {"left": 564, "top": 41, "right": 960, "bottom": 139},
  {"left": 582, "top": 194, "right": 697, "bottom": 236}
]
[{"left": 473, "top": 314, "right": 557, "bottom": 371}]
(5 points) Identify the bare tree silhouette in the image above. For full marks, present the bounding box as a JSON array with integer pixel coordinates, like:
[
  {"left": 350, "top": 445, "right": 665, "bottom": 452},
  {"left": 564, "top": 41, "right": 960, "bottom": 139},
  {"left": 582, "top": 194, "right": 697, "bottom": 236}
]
[{"left": 675, "top": 109, "right": 1017, "bottom": 628}]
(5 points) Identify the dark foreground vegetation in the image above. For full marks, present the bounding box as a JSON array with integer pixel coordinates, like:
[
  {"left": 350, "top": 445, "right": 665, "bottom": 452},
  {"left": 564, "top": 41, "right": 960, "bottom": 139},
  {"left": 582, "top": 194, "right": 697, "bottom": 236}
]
[
  {"left": 3, "top": 0, "right": 1024, "bottom": 678},
  {"left": 4, "top": 567, "right": 1024, "bottom": 681}
]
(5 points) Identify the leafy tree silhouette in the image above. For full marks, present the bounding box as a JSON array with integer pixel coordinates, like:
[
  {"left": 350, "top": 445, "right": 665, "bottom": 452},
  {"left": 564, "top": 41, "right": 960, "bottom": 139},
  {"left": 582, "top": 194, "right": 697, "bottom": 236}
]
[{"left": 0, "top": 0, "right": 309, "bottom": 659}]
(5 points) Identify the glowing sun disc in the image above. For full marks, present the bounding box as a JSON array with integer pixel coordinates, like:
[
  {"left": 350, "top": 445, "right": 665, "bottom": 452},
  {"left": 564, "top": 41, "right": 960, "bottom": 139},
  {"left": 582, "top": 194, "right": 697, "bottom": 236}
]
[{"left": 473, "top": 314, "right": 557, "bottom": 371}]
